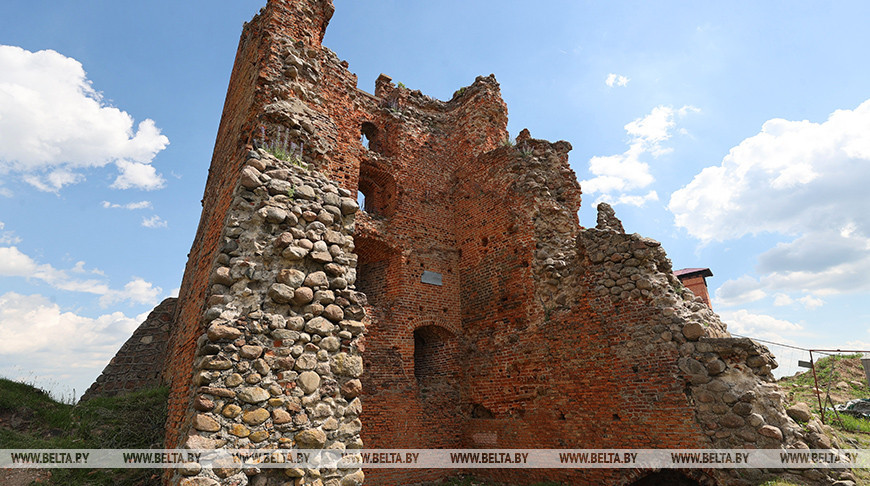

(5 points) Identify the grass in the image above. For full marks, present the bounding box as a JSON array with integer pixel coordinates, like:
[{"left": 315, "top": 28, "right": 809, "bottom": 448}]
[
  {"left": 836, "top": 414, "right": 870, "bottom": 434},
  {"left": 779, "top": 353, "right": 868, "bottom": 418},
  {"left": 0, "top": 378, "right": 168, "bottom": 485},
  {"left": 775, "top": 354, "right": 870, "bottom": 485},
  {"left": 258, "top": 125, "right": 308, "bottom": 169},
  {"left": 263, "top": 145, "right": 306, "bottom": 168}
]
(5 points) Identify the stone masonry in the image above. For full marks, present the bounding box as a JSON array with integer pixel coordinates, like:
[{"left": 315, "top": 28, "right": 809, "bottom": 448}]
[
  {"left": 88, "top": 1, "right": 851, "bottom": 485},
  {"left": 164, "top": 148, "right": 365, "bottom": 486},
  {"left": 81, "top": 297, "right": 175, "bottom": 400}
]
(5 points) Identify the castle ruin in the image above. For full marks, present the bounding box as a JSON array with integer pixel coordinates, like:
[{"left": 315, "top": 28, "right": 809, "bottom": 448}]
[{"left": 86, "top": 1, "right": 844, "bottom": 485}]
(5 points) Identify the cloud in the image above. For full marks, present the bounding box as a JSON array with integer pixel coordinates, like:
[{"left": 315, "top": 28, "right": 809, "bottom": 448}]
[
  {"left": 0, "top": 221, "right": 21, "bottom": 245},
  {"left": 0, "top": 291, "right": 141, "bottom": 398},
  {"left": 0, "top": 245, "right": 161, "bottom": 306},
  {"left": 611, "top": 190, "right": 659, "bottom": 207},
  {"left": 0, "top": 292, "right": 138, "bottom": 355},
  {"left": 605, "top": 73, "right": 630, "bottom": 88},
  {"left": 582, "top": 105, "right": 696, "bottom": 206},
  {"left": 101, "top": 200, "right": 152, "bottom": 210},
  {"left": 23, "top": 169, "right": 84, "bottom": 193},
  {"left": 713, "top": 275, "right": 767, "bottom": 307},
  {"left": 111, "top": 160, "right": 165, "bottom": 190},
  {"left": 142, "top": 215, "right": 168, "bottom": 229},
  {"left": 670, "top": 99, "right": 870, "bottom": 242},
  {"left": 718, "top": 309, "right": 803, "bottom": 342},
  {"left": 0, "top": 45, "right": 169, "bottom": 192},
  {"left": 98, "top": 277, "right": 161, "bottom": 307},
  {"left": 773, "top": 293, "right": 824, "bottom": 310},
  {"left": 798, "top": 295, "right": 825, "bottom": 309},
  {"left": 670, "top": 99, "right": 870, "bottom": 297},
  {"left": 0, "top": 246, "right": 40, "bottom": 277}
]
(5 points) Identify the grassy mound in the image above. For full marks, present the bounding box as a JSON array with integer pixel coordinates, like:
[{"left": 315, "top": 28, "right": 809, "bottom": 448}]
[{"left": 0, "top": 378, "right": 167, "bottom": 485}]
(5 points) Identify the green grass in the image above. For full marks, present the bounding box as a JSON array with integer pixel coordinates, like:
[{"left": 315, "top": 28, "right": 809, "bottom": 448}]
[
  {"left": 830, "top": 412, "right": 870, "bottom": 434},
  {"left": 779, "top": 353, "right": 868, "bottom": 416},
  {"left": 264, "top": 146, "right": 306, "bottom": 168},
  {"left": 0, "top": 378, "right": 168, "bottom": 485},
  {"left": 782, "top": 353, "right": 862, "bottom": 388}
]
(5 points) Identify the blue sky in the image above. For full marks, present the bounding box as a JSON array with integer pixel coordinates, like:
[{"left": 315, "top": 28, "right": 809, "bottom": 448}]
[{"left": 2, "top": 1, "right": 870, "bottom": 397}]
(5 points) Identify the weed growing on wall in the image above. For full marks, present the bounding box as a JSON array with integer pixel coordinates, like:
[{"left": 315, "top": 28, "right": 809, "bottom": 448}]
[{"left": 259, "top": 125, "right": 307, "bottom": 168}]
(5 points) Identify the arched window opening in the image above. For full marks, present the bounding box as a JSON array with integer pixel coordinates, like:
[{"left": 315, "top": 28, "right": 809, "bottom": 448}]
[
  {"left": 361, "top": 121, "right": 381, "bottom": 153},
  {"left": 358, "top": 162, "right": 397, "bottom": 217}
]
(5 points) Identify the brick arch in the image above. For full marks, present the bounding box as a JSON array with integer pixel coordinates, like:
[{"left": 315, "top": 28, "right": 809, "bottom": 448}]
[
  {"left": 623, "top": 469, "right": 712, "bottom": 486},
  {"left": 408, "top": 317, "right": 461, "bottom": 337}
]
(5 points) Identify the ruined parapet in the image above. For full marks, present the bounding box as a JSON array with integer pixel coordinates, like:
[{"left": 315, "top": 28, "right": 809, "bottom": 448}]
[
  {"left": 570, "top": 203, "right": 841, "bottom": 485},
  {"left": 81, "top": 297, "right": 176, "bottom": 401},
  {"left": 168, "top": 150, "right": 365, "bottom": 486}
]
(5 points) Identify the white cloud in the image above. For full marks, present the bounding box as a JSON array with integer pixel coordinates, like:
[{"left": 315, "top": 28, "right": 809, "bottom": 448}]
[
  {"left": 0, "top": 245, "right": 161, "bottom": 306},
  {"left": 713, "top": 275, "right": 767, "bottom": 307},
  {"left": 605, "top": 73, "right": 630, "bottom": 88},
  {"left": 0, "top": 292, "right": 141, "bottom": 398},
  {"left": 670, "top": 99, "right": 870, "bottom": 297},
  {"left": 102, "top": 200, "right": 152, "bottom": 210},
  {"left": 772, "top": 293, "right": 824, "bottom": 309},
  {"left": 0, "top": 221, "right": 21, "bottom": 245},
  {"left": 718, "top": 309, "right": 803, "bottom": 342},
  {"left": 582, "top": 105, "right": 696, "bottom": 206},
  {"left": 0, "top": 292, "right": 138, "bottom": 355},
  {"left": 0, "top": 45, "right": 169, "bottom": 192},
  {"left": 23, "top": 169, "right": 84, "bottom": 193},
  {"left": 111, "top": 160, "right": 165, "bottom": 190},
  {"left": 98, "top": 277, "right": 161, "bottom": 307},
  {"left": 798, "top": 295, "right": 825, "bottom": 309},
  {"left": 609, "top": 190, "right": 659, "bottom": 207},
  {"left": 142, "top": 215, "right": 168, "bottom": 229},
  {"left": 773, "top": 293, "right": 793, "bottom": 306},
  {"left": 670, "top": 99, "right": 870, "bottom": 242},
  {"left": 0, "top": 246, "right": 39, "bottom": 276}
]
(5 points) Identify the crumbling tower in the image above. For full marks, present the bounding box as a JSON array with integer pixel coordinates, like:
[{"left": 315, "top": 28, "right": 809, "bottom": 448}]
[{"left": 159, "top": 1, "right": 842, "bottom": 485}]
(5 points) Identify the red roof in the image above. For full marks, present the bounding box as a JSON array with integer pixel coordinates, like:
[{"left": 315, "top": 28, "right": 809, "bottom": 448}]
[{"left": 674, "top": 267, "right": 713, "bottom": 278}]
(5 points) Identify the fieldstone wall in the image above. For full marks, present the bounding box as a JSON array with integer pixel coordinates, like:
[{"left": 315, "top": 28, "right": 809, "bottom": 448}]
[
  {"left": 168, "top": 149, "right": 365, "bottom": 486},
  {"left": 573, "top": 206, "right": 844, "bottom": 486},
  {"left": 80, "top": 297, "right": 176, "bottom": 401}
]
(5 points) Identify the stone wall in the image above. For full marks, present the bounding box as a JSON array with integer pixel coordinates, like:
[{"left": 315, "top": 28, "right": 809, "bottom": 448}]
[
  {"left": 80, "top": 297, "right": 176, "bottom": 401},
  {"left": 168, "top": 150, "right": 365, "bottom": 486}
]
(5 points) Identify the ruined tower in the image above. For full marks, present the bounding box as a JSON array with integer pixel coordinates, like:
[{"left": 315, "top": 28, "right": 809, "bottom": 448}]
[{"left": 148, "top": 1, "right": 842, "bottom": 485}]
